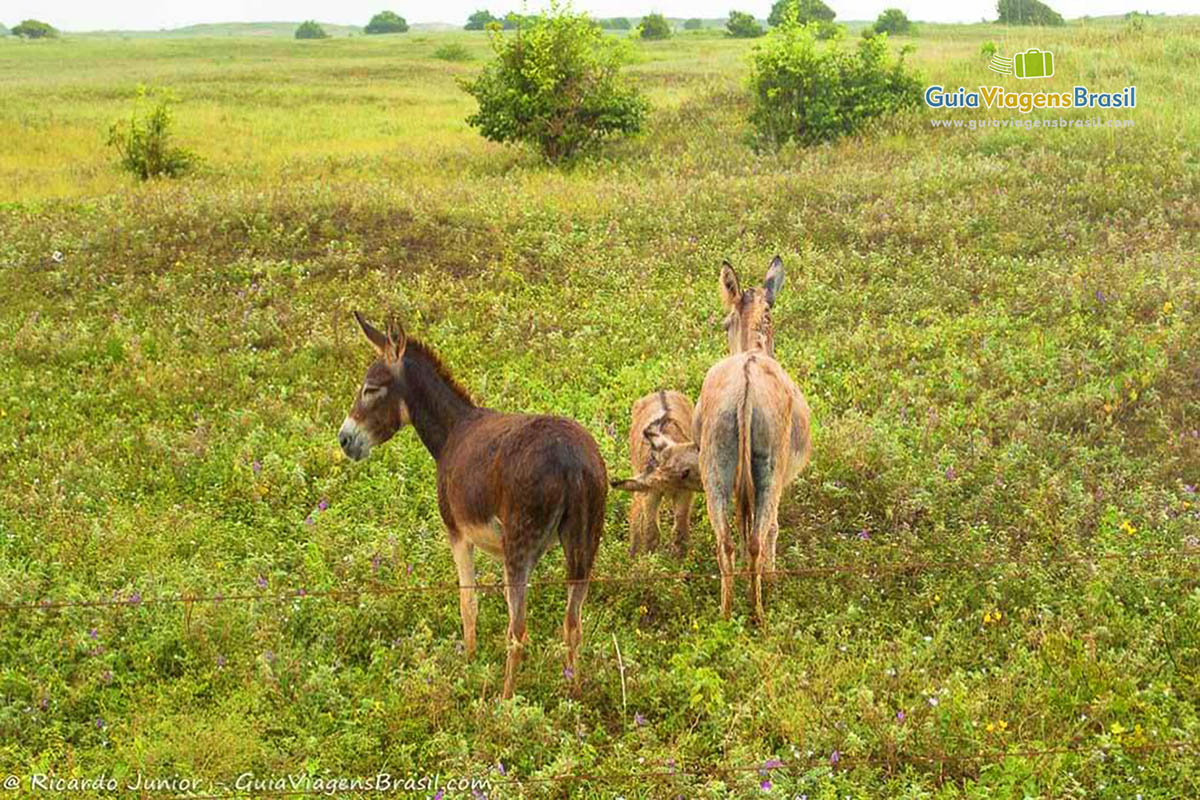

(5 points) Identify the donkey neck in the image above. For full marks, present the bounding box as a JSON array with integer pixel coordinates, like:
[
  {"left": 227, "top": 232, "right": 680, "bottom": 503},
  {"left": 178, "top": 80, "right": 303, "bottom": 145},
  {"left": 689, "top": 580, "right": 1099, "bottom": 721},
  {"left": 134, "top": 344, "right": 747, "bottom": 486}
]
[{"left": 400, "top": 342, "right": 476, "bottom": 461}]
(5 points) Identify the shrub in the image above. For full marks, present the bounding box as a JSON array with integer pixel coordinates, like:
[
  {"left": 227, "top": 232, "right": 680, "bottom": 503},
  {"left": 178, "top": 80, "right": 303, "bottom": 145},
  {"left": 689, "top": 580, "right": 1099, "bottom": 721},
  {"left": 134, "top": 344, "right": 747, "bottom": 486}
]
[
  {"left": 106, "top": 89, "right": 200, "bottom": 180},
  {"left": 294, "top": 21, "right": 329, "bottom": 39},
  {"left": 460, "top": 5, "right": 648, "bottom": 160},
  {"left": 603, "top": 17, "right": 632, "bottom": 29},
  {"left": 365, "top": 11, "right": 409, "bottom": 33},
  {"left": 432, "top": 42, "right": 473, "bottom": 61},
  {"left": 639, "top": 13, "right": 672, "bottom": 40},
  {"left": 465, "top": 10, "right": 497, "bottom": 29},
  {"left": 502, "top": 12, "right": 543, "bottom": 29},
  {"left": 12, "top": 19, "right": 58, "bottom": 38},
  {"left": 726, "top": 10, "right": 765, "bottom": 37},
  {"left": 980, "top": 39, "right": 998, "bottom": 58},
  {"left": 874, "top": 8, "right": 912, "bottom": 34},
  {"left": 748, "top": 23, "right": 922, "bottom": 148},
  {"left": 996, "top": 0, "right": 1064, "bottom": 26},
  {"left": 768, "top": 0, "right": 834, "bottom": 27},
  {"left": 683, "top": 18, "right": 703, "bottom": 30}
]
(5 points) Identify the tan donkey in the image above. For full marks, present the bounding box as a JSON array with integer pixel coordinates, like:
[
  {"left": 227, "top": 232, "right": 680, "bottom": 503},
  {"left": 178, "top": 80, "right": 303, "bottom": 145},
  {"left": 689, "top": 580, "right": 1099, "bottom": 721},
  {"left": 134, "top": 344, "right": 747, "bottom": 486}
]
[
  {"left": 611, "top": 390, "right": 702, "bottom": 556},
  {"left": 693, "top": 256, "right": 811, "bottom": 622}
]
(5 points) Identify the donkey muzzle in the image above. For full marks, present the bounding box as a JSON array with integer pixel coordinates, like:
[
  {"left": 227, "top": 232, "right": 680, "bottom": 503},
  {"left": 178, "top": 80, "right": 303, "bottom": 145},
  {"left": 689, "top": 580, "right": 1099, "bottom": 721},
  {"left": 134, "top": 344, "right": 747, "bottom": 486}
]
[{"left": 338, "top": 417, "right": 371, "bottom": 461}]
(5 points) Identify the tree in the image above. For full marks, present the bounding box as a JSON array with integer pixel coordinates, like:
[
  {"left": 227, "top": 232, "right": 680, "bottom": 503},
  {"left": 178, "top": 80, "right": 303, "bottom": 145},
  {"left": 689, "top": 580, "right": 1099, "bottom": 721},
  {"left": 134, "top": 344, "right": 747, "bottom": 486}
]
[
  {"left": 365, "top": 10, "right": 409, "bottom": 33},
  {"left": 639, "top": 13, "right": 672, "bottom": 39},
  {"left": 12, "top": 19, "right": 58, "bottom": 38},
  {"left": 683, "top": 18, "right": 703, "bottom": 29},
  {"left": 295, "top": 21, "right": 329, "bottom": 39},
  {"left": 874, "top": 8, "right": 911, "bottom": 34},
  {"left": 996, "top": 0, "right": 1064, "bottom": 25},
  {"left": 465, "top": 9, "right": 498, "bottom": 29},
  {"left": 460, "top": 7, "right": 648, "bottom": 159},
  {"left": 768, "top": 0, "right": 834, "bottom": 27},
  {"left": 726, "top": 10, "right": 764, "bottom": 37},
  {"left": 603, "top": 17, "right": 632, "bottom": 29}
]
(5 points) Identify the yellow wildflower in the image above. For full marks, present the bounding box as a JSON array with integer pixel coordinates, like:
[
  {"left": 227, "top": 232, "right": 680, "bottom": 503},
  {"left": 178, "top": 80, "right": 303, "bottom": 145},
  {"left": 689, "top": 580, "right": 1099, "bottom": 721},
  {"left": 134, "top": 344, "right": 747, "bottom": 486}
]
[
  {"left": 1163, "top": 301, "right": 1173, "bottom": 314},
  {"left": 1111, "top": 722, "right": 1127, "bottom": 736}
]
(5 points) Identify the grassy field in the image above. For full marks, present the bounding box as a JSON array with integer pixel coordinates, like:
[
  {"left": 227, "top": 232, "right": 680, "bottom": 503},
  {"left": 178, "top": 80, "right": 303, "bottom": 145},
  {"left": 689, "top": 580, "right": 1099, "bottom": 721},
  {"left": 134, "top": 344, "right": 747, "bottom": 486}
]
[{"left": 2, "top": 15, "right": 1200, "bottom": 798}]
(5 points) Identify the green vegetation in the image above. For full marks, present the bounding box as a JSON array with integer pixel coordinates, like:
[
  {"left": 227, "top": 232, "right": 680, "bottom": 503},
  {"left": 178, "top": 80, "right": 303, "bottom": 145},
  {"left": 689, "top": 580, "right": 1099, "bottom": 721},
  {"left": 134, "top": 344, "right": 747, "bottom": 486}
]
[
  {"left": 726, "top": 10, "right": 765, "bottom": 38},
  {"left": 875, "top": 8, "right": 913, "bottom": 35},
  {"left": 364, "top": 10, "right": 409, "bottom": 34},
  {"left": 106, "top": 88, "right": 201, "bottom": 179},
  {"left": 639, "top": 12, "right": 672, "bottom": 39},
  {"left": 11, "top": 19, "right": 58, "bottom": 39},
  {"left": 602, "top": 17, "right": 632, "bottom": 30},
  {"left": 749, "top": 22, "right": 922, "bottom": 147},
  {"left": 1, "top": 16, "right": 1200, "bottom": 798},
  {"left": 465, "top": 9, "right": 497, "bottom": 29},
  {"left": 432, "top": 41, "right": 473, "bottom": 61},
  {"left": 768, "top": 0, "right": 834, "bottom": 27},
  {"left": 997, "top": 0, "right": 1065, "bottom": 26},
  {"left": 684, "top": 17, "right": 703, "bottom": 30},
  {"left": 461, "top": 7, "right": 646, "bottom": 160},
  {"left": 294, "top": 20, "right": 329, "bottom": 39},
  {"left": 980, "top": 38, "right": 998, "bottom": 58}
]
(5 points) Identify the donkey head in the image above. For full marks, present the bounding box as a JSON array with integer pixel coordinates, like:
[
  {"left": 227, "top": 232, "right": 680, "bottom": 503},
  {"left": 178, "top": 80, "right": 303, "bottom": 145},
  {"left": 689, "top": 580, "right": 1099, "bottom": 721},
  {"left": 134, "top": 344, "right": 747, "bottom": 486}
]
[
  {"left": 338, "top": 311, "right": 410, "bottom": 461},
  {"left": 719, "top": 255, "right": 784, "bottom": 355},
  {"left": 611, "top": 422, "right": 702, "bottom": 494}
]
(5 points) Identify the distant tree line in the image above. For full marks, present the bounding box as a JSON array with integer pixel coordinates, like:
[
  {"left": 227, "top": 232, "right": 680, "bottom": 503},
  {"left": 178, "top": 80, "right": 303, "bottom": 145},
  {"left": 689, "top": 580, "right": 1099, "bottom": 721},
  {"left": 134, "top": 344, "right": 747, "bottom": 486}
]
[{"left": 10, "top": 19, "right": 59, "bottom": 38}]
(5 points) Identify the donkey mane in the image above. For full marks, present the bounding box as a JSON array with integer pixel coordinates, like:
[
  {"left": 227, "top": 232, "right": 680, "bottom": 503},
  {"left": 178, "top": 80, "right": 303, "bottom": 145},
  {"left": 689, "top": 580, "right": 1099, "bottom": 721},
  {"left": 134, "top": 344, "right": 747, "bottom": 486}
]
[{"left": 404, "top": 338, "right": 475, "bottom": 407}]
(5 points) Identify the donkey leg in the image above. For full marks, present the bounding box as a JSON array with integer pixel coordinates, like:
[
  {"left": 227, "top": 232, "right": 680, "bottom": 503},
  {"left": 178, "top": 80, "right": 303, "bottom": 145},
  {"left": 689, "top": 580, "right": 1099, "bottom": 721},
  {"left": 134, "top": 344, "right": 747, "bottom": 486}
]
[
  {"left": 704, "top": 491, "right": 736, "bottom": 618},
  {"left": 501, "top": 561, "right": 531, "bottom": 700},
  {"left": 632, "top": 491, "right": 662, "bottom": 555},
  {"left": 671, "top": 491, "right": 693, "bottom": 558},
  {"left": 449, "top": 534, "right": 478, "bottom": 658},
  {"left": 563, "top": 580, "right": 589, "bottom": 695},
  {"left": 746, "top": 515, "right": 765, "bottom": 626}
]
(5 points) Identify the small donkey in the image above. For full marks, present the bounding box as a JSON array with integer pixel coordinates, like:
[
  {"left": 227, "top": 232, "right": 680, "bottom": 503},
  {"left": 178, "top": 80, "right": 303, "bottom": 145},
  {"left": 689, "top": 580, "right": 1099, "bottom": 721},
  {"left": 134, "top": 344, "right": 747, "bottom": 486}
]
[
  {"left": 693, "top": 256, "right": 811, "bottom": 622},
  {"left": 338, "top": 313, "right": 607, "bottom": 699},
  {"left": 611, "top": 390, "right": 702, "bottom": 556}
]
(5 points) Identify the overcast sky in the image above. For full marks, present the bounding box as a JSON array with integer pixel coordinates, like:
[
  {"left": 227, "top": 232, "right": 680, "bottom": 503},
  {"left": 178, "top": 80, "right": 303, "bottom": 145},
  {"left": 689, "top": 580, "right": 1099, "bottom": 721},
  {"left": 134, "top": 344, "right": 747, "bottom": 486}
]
[{"left": 7, "top": 0, "right": 1196, "bottom": 31}]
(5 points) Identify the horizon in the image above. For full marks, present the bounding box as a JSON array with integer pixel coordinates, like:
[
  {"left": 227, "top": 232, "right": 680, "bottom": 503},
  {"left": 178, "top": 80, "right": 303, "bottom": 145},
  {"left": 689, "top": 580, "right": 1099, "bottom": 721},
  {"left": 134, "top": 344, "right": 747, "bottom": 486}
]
[{"left": 3, "top": 0, "right": 1194, "bottom": 34}]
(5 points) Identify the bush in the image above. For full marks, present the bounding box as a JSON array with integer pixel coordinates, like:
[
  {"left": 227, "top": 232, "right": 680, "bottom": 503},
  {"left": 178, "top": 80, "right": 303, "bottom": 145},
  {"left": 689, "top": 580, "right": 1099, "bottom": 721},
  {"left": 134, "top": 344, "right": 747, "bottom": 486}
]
[
  {"left": 874, "top": 8, "right": 912, "bottom": 34},
  {"left": 980, "top": 40, "right": 997, "bottom": 58},
  {"left": 639, "top": 13, "right": 672, "bottom": 39},
  {"left": 748, "top": 23, "right": 922, "bottom": 148},
  {"left": 768, "top": 0, "right": 833, "bottom": 27},
  {"left": 602, "top": 17, "right": 632, "bottom": 29},
  {"left": 432, "top": 42, "right": 473, "bottom": 61},
  {"left": 726, "top": 10, "right": 765, "bottom": 37},
  {"left": 12, "top": 19, "right": 58, "bottom": 38},
  {"left": 294, "top": 21, "right": 328, "bottom": 39},
  {"left": 465, "top": 9, "right": 497, "bottom": 29},
  {"left": 460, "top": 6, "right": 648, "bottom": 160},
  {"left": 683, "top": 18, "right": 703, "bottom": 29},
  {"left": 106, "top": 89, "right": 201, "bottom": 180},
  {"left": 996, "top": 0, "right": 1064, "bottom": 26},
  {"left": 365, "top": 11, "right": 409, "bottom": 33}
]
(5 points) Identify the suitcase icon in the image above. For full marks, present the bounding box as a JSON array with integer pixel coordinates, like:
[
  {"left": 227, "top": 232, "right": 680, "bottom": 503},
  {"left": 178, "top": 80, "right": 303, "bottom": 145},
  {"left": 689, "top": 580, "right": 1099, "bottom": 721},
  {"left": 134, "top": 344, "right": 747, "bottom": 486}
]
[{"left": 1013, "top": 48, "right": 1054, "bottom": 79}]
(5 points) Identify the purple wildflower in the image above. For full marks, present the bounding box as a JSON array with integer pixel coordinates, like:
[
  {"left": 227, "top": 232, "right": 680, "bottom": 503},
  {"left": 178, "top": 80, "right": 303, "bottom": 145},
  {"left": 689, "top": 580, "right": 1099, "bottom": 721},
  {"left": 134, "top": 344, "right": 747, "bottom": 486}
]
[
  {"left": 1185, "top": 484, "right": 1196, "bottom": 495},
  {"left": 928, "top": 696, "right": 939, "bottom": 707},
  {"left": 944, "top": 466, "right": 957, "bottom": 481},
  {"left": 407, "top": 562, "right": 414, "bottom": 575},
  {"left": 252, "top": 460, "right": 262, "bottom": 474},
  {"left": 264, "top": 650, "right": 275, "bottom": 662},
  {"left": 762, "top": 758, "right": 784, "bottom": 770},
  {"left": 563, "top": 666, "right": 574, "bottom": 679},
  {"left": 89, "top": 628, "right": 98, "bottom": 640},
  {"left": 304, "top": 515, "right": 314, "bottom": 526},
  {"left": 371, "top": 553, "right": 382, "bottom": 573},
  {"left": 295, "top": 588, "right": 306, "bottom": 597},
  {"left": 830, "top": 750, "right": 840, "bottom": 765},
  {"left": 96, "top": 717, "right": 105, "bottom": 729},
  {"left": 256, "top": 575, "right": 268, "bottom": 589},
  {"left": 128, "top": 591, "right": 142, "bottom": 605},
  {"left": 496, "top": 762, "right": 505, "bottom": 776},
  {"left": 634, "top": 712, "right": 647, "bottom": 727},
  {"left": 896, "top": 710, "right": 906, "bottom": 723},
  {"left": 39, "top": 697, "right": 49, "bottom": 710},
  {"left": 760, "top": 779, "right": 772, "bottom": 791},
  {"left": 1096, "top": 289, "right": 1106, "bottom": 303},
  {"left": 216, "top": 655, "right": 226, "bottom": 667},
  {"left": 434, "top": 792, "right": 444, "bottom": 800},
  {"left": 858, "top": 529, "right": 870, "bottom": 541},
  {"left": 102, "top": 670, "right": 112, "bottom": 684},
  {"left": 318, "top": 498, "right": 329, "bottom": 512}
]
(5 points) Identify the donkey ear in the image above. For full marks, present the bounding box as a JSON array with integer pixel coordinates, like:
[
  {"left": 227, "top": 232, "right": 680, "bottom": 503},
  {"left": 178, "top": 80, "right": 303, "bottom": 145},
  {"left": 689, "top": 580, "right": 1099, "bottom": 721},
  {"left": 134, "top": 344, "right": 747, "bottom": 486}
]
[
  {"left": 354, "top": 311, "right": 390, "bottom": 353},
  {"left": 763, "top": 255, "right": 784, "bottom": 308},
  {"left": 643, "top": 427, "right": 676, "bottom": 451},
  {"left": 383, "top": 317, "right": 408, "bottom": 364},
  {"left": 719, "top": 261, "right": 741, "bottom": 310}
]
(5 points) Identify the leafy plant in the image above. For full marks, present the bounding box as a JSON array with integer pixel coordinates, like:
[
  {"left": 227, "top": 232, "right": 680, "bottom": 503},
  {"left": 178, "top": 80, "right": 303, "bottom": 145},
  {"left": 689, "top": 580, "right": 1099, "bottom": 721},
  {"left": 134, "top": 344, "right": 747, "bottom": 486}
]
[
  {"left": 364, "top": 10, "right": 409, "bottom": 34},
  {"left": 996, "top": 0, "right": 1064, "bottom": 26},
  {"left": 294, "top": 20, "right": 329, "bottom": 39},
  {"left": 684, "top": 18, "right": 703, "bottom": 30},
  {"left": 432, "top": 42, "right": 474, "bottom": 61},
  {"left": 726, "top": 10, "right": 765, "bottom": 38},
  {"left": 874, "top": 8, "right": 912, "bottom": 34},
  {"left": 980, "top": 39, "right": 998, "bottom": 58},
  {"left": 106, "top": 89, "right": 200, "bottom": 179},
  {"left": 748, "top": 22, "right": 922, "bottom": 147},
  {"left": 639, "top": 13, "right": 672, "bottom": 40},
  {"left": 768, "top": 0, "right": 834, "bottom": 27},
  {"left": 464, "top": 9, "right": 497, "bottom": 29},
  {"left": 460, "top": 4, "right": 648, "bottom": 160},
  {"left": 12, "top": 19, "right": 58, "bottom": 39},
  {"left": 603, "top": 17, "right": 632, "bottom": 30}
]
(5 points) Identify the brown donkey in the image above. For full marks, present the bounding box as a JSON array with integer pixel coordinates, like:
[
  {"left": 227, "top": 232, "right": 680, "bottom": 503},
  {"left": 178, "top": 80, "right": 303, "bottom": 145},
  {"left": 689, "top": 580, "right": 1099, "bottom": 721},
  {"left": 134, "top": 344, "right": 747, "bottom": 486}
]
[
  {"left": 338, "top": 313, "right": 607, "bottom": 699},
  {"left": 693, "top": 257, "right": 811, "bottom": 622},
  {"left": 610, "top": 390, "right": 702, "bottom": 556}
]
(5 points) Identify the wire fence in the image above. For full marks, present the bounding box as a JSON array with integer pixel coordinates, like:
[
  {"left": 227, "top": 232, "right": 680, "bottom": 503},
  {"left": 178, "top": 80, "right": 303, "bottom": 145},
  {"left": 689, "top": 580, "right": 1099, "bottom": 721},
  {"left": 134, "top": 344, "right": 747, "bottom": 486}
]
[{"left": 3, "top": 545, "right": 1199, "bottom": 613}]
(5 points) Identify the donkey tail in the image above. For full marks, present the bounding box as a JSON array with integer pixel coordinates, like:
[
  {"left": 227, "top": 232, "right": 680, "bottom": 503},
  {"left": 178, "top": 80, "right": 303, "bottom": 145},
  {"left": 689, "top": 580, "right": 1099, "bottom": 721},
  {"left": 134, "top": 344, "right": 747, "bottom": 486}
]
[{"left": 734, "top": 375, "right": 755, "bottom": 553}]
